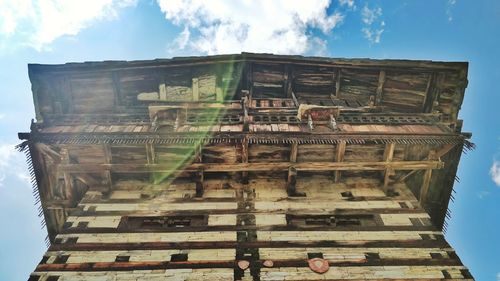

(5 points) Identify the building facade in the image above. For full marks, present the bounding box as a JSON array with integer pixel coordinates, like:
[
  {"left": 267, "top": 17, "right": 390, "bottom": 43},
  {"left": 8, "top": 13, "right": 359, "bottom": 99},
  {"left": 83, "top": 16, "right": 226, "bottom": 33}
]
[{"left": 20, "top": 53, "right": 474, "bottom": 280}]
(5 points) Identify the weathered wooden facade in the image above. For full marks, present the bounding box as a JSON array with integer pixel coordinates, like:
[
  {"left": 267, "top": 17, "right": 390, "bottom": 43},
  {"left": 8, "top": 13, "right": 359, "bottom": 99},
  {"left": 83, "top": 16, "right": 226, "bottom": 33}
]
[{"left": 19, "top": 53, "right": 474, "bottom": 281}]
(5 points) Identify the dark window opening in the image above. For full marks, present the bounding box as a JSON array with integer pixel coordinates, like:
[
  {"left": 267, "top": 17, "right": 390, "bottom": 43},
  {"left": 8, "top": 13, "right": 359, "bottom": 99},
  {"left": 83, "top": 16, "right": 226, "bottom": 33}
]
[
  {"left": 171, "top": 253, "right": 188, "bottom": 262},
  {"left": 441, "top": 270, "right": 452, "bottom": 279},
  {"left": 115, "top": 255, "right": 130, "bottom": 262},
  {"left": 40, "top": 256, "right": 49, "bottom": 264},
  {"left": 340, "top": 191, "right": 353, "bottom": 198},
  {"left": 77, "top": 221, "right": 89, "bottom": 228},
  {"left": 399, "top": 202, "right": 409, "bottom": 209},
  {"left": 430, "top": 253, "right": 443, "bottom": 259},
  {"left": 420, "top": 234, "right": 432, "bottom": 240},
  {"left": 62, "top": 222, "right": 72, "bottom": 229},
  {"left": 120, "top": 215, "right": 207, "bottom": 230},
  {"left": 287, "top": 214, "right": 374, "bottom": 227},
  {"left": 53, "top": 255, "right": 69, "bottom": 264},
  {"left": 46, "top": 276, "right": 60, "bottom": 281},
  {"left": 365, "top": 252, "right": 380, "bottom": 260},
  {"left": 66, "top": 237, "right": 78, "bottom": 244},
  {"left": 307, "top": 253, "right": 323, "bottom": 259},
  {"left": 460, "top": 269, "right": 473, "bottom": 279}
]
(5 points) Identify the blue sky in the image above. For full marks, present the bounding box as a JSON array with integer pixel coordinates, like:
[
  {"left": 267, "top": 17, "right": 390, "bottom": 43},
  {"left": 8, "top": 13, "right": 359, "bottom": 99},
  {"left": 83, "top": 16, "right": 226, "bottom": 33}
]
[{"left": 0, "top": 1, "right": 499, "bottom": 280}]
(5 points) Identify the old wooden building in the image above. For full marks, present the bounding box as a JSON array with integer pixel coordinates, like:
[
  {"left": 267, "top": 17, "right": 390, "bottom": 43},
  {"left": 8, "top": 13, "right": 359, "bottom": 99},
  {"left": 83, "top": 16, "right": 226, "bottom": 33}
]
[{"left": 19, "top": 53, "right": 474, "bottom": 280}]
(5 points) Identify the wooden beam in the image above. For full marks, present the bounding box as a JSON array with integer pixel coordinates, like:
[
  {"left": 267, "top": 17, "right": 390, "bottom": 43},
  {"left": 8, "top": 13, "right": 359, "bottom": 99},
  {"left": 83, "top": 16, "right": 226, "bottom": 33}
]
[
  {"left": 435, "top": 143, "right": 456, "bottom": 159},
  {"left": 146, "top": 143, "right": 156, "bottom": 164},
  {"left": 49, "top": 239, "right": 450, "bottom": 252},
  {"left": 419, "top": 169, "right": 433, "bottom": 205},
  {"left": 422, "top": 73, "right": 436, "bottom": 113},
  {"left": 195, "top": 170, "right": 204, "bottom": 197},
  {"left": 289, "top": 142, "right": 298, "bottom": 163},
  {"left": 334, "top": 141, "right": 346, "bottom": 182},
  {"left": 375, "top": 70, "right": 386, "bottom": 105},
  {"left": 382, "top": 143, "right": 395, "bottom": 191},
  {"left": 286, "top": 167, "right": 297, "bottom": 196},
  {"left": 57, "top": 160, "right": 444, "bottom": 174},
  {"left": 59, "top": 148, "right": 74, "bottom": 203},
  {"left": 241, "top": 137, "right": 249, "bottom": 183},
  {"left": 102, "top": 144, "right": 112, "bottom": 193},
  {"left": 35, "top": 258, "right": 462, "bottom": 272},
  {"left": 419, "top": 150, "right": 436, "bottom": 205}
]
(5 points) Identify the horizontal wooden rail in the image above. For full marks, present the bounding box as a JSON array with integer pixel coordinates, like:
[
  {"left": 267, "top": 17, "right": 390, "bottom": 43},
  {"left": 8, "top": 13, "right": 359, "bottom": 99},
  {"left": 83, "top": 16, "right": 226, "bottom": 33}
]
[{"left": 58, "top": 160, "right": 444, "bottom": 173}]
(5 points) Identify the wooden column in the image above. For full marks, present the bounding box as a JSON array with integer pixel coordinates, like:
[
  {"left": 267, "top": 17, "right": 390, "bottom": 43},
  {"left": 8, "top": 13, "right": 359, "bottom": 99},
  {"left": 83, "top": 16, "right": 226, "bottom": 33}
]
[
  {"left": 59, "top": 148, "right": 74, "bottom": 203},
  {"left": 382, "top": 143, "right": 395, "bottom": 191},
  {"left": 334, "top": 141, "right": 346, "bottom": 182},
  {"left": 241, "top": 137, "right": 249, "bottom": 184},
  {"left": 102, "top": 144, "right": 112, "bottom": 194},
  {"left": 290, "top": 142, "right": 298, "bottom": 163},
  {"left": 286, "top": 167, "right": 297, "bottom": 196},
  {"left": 195, "top": 170, "right": 204, "bottom": 197},
  {"left": 419, "top": 150, "right": 436, "bottom": 205}
]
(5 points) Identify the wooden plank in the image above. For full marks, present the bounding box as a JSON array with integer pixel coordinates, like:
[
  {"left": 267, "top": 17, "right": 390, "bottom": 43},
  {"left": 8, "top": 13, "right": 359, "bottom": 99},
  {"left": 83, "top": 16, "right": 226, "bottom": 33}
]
[
  {"left": 35, "top": 258, "right": 462, "bottom": 272},
  {"left": 57, "top": 160, "right": 444, "bottom": 173},
  {"left": 48, "top": 239, "right": 450, "bottom": 252}
]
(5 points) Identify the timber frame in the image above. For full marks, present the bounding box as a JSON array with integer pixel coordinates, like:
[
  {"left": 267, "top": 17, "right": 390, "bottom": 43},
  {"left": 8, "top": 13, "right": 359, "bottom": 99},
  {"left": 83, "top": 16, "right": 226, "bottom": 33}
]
[{"left": 20, "top": 53, "right": 473, "bottom": 281}]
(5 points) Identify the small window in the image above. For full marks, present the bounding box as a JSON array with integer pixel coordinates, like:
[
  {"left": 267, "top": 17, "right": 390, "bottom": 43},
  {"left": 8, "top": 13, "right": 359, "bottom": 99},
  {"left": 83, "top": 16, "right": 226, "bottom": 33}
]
[
  {"left": 441, "top": 270, "right": 452, "bottom": 279},
  {"left": 115, "top": 255, "right": 130, "bottom": 262},
  {"left": 46, "top": 276, "right": 60, "bottom": 281},
  {"left": 430, "top": 253, "right": 443, "bottom": 259},
  {"left": 66, "top": 237, "right": 78, "bottom": 244},
  {"left": 171, "top": 254, "right": 188, "bottom": 262},
  {"left": 365, "top": 253, "right": 380, "bottom": 260},
  {"left": 53, "top": 255, "right": 69, "bottom": 264},
  {"left": 460, "top": 269, "right": 473, "bottom": 279},
  {"left": 40, "top": 256, "right": 49, "bottom": 264},
  {"left": 77, "top": 221, "right": 89, "bottom": 228},
  {"left": 340, "top": 191, "right": 353, "bottom": 198},
  {"left": 120, "top": 215, "right": 207, "bottom": 230},
  {"left": 307, "top": 253, "right": 323, "bottom": 259},
  {"left": 399, "top": 202, "right": 409, "bottom": 209}
]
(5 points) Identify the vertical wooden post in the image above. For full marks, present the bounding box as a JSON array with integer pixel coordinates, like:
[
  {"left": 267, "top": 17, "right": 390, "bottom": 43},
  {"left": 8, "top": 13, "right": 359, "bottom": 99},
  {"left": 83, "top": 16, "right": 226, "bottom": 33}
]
[
  {"left": 334, "top": 141, "right": 346, "bottom": 183},
  {"left": 195, "top": 170, "right": 204, "bottom": 197},
  {"left": 241, "top": 137, "right": 249, "bottom": 184},
  {"left": 290, "top": 142, "right": 298, "bottom": 163},
  {"left": 383, "top": 143, "right": 395, "bottom": 191},
  {"left": 102, "top": 144, "right": 112, "bottom": 194},
  {"left": 286, "top": 167, "right": 297, "bottom": 196}
]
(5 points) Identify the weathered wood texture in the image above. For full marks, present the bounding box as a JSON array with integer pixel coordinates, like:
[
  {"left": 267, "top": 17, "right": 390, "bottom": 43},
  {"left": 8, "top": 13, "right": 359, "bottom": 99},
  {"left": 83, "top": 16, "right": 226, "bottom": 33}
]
[{"left": 22, "top": 53, "right": 472, "bottom": 281}]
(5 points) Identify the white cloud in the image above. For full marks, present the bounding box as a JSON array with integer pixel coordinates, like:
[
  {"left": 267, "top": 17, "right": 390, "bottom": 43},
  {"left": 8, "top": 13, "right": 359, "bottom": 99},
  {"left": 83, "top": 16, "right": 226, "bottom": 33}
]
[
  {"left": 338, "top": 0, "right": 355, "bottom": 9},
  {"left": 446, "top": 0, "right": 457, "bottom": 22},
  {"left": 361, "top": 4, "right": 384, "bottom": 44},
  {"left": 490, "top": 161, "right": 500, "bottom": 187},
  {"left": 158, "top": 0, "right": 344, "bottom": 55},
  {"left": 0, "top": 0, "right": 137, "bottom": 51}
]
